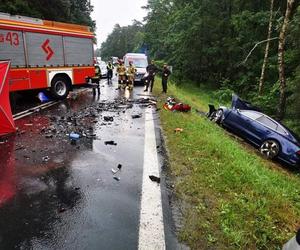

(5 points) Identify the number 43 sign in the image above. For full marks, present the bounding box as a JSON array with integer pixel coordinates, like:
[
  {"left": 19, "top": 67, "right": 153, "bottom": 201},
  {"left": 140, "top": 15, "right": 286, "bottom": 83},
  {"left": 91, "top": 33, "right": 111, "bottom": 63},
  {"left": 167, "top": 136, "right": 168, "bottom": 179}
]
[{"left": 0, "top": 32, "right": 19, "bottom": 47}]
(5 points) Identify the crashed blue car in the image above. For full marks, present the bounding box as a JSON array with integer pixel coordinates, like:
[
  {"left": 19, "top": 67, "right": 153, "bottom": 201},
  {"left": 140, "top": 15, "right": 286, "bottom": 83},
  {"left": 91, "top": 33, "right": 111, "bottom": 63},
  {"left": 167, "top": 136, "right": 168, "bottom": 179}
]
[{"left": 209, "top": 95, "right": 300, "bottom": 166}]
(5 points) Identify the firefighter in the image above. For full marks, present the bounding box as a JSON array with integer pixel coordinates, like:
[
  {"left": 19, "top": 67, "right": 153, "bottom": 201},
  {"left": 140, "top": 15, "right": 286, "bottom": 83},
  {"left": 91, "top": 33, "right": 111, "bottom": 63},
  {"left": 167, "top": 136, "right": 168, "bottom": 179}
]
[
  {"left": 145, "top": 60, "right": 158, "bottom": 92},
  {"left": 127, "top": 61, "right": 137, "bottom": 90},
  {"left": 116, "top": 60, "right": 127, "bottom": 89},
  {"left": 107, "top": 61, "right": 114, "bottom": 83}
]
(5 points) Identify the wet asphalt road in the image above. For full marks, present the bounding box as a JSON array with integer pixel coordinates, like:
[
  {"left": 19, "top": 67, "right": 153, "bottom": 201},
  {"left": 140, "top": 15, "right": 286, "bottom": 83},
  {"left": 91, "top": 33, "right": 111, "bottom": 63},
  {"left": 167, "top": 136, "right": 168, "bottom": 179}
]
[{"left": 0, "top": 79, "right": 182, "bottom": 250}]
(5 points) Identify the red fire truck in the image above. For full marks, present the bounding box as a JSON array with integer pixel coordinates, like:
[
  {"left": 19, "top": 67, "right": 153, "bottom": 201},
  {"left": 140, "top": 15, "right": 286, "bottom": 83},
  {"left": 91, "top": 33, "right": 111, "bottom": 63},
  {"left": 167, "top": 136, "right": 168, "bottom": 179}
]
[{"left": 0, "top": 13, "right": 96, "bottom": 99}]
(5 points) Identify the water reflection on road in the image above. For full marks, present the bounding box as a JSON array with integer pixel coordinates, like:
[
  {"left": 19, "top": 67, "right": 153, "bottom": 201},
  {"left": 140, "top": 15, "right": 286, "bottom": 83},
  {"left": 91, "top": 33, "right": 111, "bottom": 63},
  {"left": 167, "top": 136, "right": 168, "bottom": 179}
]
[{"left": 0, "top": 82, "right": 149, "bottom": 249}]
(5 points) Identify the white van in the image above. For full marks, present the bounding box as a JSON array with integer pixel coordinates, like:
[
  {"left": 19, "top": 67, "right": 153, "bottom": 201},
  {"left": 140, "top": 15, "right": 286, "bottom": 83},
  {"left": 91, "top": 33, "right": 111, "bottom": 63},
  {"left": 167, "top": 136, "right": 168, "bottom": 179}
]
[{"left": 123, "top": 53, "right": 148, "bottom": 83}]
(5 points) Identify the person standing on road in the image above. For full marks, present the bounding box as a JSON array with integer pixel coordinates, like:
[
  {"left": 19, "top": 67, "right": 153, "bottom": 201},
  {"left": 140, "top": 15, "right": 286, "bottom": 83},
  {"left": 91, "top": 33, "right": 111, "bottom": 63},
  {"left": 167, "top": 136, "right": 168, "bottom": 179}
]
[
  {"left": 116, "top": 60, "right": 127, "bottom": 89},
  {"left": 107, "top": 61, "right": 114, "bottom": 84},
  {"left": 145, "top": 60, "right": 158, "bottom": 92},
  {"left": 127, "top": 61, "right": 137, "bottom": 91},
  {"left": 161, "top": 64, "right": 171, "bottom": 94}
]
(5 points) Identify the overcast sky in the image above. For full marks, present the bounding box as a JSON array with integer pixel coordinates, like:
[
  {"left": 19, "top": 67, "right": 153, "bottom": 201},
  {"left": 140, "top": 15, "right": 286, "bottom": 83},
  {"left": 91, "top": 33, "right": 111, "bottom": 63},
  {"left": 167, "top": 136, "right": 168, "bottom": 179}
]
[{"left": 91, "top": 0, "right": 148, "bottom": 48}]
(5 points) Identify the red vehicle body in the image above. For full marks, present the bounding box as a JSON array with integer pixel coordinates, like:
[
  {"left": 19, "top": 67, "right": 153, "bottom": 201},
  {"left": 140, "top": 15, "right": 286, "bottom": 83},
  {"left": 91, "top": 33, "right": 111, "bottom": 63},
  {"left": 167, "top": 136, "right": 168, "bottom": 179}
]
[{"left": 0, "top": 13, "right": 96, "bottom": 99}]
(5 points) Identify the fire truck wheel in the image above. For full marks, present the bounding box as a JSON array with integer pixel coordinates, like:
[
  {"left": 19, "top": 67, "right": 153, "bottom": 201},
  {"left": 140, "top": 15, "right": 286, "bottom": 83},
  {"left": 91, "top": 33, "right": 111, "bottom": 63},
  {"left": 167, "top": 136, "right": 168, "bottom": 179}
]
[{"left": 50, "top": 76, "right": 70, "bottom": 100}]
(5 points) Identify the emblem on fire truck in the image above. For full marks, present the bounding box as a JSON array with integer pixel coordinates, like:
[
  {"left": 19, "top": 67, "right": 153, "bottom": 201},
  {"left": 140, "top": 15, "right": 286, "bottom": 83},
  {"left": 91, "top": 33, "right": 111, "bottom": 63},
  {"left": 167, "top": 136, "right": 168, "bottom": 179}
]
[{"left": 41, "top": 39, "right": 54, "bottom": 61}]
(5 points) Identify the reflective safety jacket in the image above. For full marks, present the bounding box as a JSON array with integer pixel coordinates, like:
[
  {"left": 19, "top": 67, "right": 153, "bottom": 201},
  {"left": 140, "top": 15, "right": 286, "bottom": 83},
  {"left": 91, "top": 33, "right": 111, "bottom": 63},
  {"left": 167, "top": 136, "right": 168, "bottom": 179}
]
[
  {"left": 127, "top": 65, "right": 137, "bottom": 76},
  {"left": 117, "top": 65, "right": 126, "bottom": 76},
  {"left": 107, "top": 63, "right": 114, "bottom": 70}
]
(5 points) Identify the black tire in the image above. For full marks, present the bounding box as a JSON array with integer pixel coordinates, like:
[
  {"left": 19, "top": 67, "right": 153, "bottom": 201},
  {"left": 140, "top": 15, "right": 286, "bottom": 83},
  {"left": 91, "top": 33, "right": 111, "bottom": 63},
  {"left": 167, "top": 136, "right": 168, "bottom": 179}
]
[
  {"left": 212, "top": 109, "right": 223, "bottom": 124},
  {"left": 50, "top": 76, "right": 70, "bottom": 100},
  {"left": 259, "top": 140, "right": 280, "bottom": 159}
]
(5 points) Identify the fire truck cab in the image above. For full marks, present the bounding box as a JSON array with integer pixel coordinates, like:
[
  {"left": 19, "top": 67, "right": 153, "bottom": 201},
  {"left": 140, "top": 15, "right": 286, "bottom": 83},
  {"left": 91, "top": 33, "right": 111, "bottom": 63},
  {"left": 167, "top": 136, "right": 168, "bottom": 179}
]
[{"left": 0, "top": 12, "right": 96, "bottom": 99}]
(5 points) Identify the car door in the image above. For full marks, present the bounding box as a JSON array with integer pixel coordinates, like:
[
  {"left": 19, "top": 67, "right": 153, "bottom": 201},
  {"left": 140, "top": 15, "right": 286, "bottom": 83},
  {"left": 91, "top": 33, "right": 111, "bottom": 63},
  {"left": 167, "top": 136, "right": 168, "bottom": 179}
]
[
  {"left": 224, "top": 110, "right": 258, "bottom": 140},
  {"left": 251, "top": 115, "right": 278, "bottom": 143}
]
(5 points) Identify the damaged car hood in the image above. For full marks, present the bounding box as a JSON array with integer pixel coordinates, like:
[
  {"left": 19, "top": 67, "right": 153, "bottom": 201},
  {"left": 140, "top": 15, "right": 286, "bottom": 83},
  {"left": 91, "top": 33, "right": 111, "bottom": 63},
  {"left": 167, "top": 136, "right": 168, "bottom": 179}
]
[{"left": 231, "top": 94, "right": 261, "bottom": 112}]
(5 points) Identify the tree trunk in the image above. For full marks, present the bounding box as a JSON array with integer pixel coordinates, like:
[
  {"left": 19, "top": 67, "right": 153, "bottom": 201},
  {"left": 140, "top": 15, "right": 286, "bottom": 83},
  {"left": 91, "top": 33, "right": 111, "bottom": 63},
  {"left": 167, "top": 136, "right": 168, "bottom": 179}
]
[
  {"left": 277, "top": 0, "right": 296, "bottom": 120},
  {"left": 258, "top": 0, "right": 274, "bottom": 95}
]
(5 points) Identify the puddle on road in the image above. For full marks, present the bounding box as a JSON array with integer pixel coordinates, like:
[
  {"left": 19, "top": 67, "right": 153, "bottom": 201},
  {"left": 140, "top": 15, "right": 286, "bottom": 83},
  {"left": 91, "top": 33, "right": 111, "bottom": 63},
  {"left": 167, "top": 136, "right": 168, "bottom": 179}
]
[{"left": 0, "top": 85, "right": 157, "bottom": 249}]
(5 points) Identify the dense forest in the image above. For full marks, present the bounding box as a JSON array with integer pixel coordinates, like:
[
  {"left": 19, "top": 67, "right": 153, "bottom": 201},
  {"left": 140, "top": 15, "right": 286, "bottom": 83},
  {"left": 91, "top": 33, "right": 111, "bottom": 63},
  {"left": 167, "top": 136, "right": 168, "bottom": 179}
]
[
  {"left": 100, "top": 21, "right": 145, "bottom": 59},
  {"left": 0, "top": 0, "right": 95, "bottom": 30},
  {"left": 100, "top": 0, "right": 300, "bottom": 134}
]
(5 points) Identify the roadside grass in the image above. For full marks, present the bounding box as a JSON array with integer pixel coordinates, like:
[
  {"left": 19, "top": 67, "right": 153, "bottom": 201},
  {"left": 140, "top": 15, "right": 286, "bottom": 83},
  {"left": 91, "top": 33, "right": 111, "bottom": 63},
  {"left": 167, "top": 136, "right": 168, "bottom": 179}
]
[{"left": 153, "top": 79, "right": 300, "bottom": 249}]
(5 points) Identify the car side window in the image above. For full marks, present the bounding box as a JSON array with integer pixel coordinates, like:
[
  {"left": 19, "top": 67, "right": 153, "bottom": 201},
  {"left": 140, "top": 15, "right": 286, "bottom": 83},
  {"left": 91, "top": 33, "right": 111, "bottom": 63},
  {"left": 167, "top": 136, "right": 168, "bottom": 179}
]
[
  {"left": 256, "top": 115, "right": 277, "bottom": 130},
  {"left": 276, "top": 125, "right": 287, "bottom": 135},
  {"left": 240, "top": 110, "right": 262, "bottom": 120}
]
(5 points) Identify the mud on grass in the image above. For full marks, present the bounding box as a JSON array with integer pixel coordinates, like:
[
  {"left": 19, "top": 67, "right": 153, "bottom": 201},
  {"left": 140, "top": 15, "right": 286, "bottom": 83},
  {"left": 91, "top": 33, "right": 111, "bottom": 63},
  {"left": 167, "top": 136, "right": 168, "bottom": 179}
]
[{"left": 153, "top": 79, "right": 300, "bottom": 249}]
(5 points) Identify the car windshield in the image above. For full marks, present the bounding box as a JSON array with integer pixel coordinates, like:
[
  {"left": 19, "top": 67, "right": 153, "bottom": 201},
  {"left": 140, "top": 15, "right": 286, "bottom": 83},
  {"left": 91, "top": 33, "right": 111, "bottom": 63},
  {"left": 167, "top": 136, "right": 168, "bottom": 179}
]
[{"left": 125, "top": 58, "right": 148, "bottom": 68}]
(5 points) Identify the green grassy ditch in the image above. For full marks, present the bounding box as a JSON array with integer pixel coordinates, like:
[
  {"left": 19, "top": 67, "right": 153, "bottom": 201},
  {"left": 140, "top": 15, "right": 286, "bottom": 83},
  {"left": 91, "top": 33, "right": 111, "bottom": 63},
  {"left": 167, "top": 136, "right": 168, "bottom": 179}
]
[{"left": 153, "top": 79, "right": 300, "bottom": 249}]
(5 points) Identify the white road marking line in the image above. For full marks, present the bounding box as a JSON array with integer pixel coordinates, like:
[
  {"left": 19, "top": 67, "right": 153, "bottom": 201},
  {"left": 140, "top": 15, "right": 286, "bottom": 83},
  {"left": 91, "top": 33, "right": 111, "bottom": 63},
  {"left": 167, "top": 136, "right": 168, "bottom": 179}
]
[{"left": 139, "top": 109, "right": 165, "bottom": 250}]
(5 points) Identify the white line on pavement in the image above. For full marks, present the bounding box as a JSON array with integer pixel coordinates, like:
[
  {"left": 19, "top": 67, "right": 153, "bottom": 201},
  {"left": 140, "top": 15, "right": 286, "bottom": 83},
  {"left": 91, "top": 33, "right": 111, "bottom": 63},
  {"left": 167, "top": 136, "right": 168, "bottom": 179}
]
[{"left": 139, "top": 109, "right": 165, "bottom": 250}]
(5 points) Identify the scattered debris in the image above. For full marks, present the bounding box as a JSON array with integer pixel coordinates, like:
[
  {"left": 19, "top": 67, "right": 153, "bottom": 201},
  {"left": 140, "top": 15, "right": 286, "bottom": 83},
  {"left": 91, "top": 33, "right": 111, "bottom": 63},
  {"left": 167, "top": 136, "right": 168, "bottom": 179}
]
[
  {"left": 104, "top": 116, "right": 114, "bottom": 122},
  {"left": 149, "top": 175, "right": 161, "bottom": 183},
  {"left": 86, "top": 133, "right": 97, "bottom": 139},
  {"left": 58, "top": 207, "right": 66, "bottom": 213},
  {"left": 42, "top": 156, "right": 50, "bottom": 162},
  {"left": 15, "top": 146, "right": 25, "bottom": 151},
  {"left": 105, "top": 140, "right": 117, "bottom": 146},
  {"left": 38, "top": 92, "right": 51, "bottom": 103},
  {"left": 113, "top": 176, "right": 120, "bottom": 181},
  {"left": 111, "top": 168, "right": 119, "bottom": 174},
  {"left": 70, "top": 139, "right": 77, "bottom": 146},
  {"left": 132, "top": 114, "right": 142, "bottom": 119},
  {"left": 174, "top": 128, "right": 184, "bottom": 133},
  {"left": 69, "top": 132, "right": 80, "bottom": 140}
]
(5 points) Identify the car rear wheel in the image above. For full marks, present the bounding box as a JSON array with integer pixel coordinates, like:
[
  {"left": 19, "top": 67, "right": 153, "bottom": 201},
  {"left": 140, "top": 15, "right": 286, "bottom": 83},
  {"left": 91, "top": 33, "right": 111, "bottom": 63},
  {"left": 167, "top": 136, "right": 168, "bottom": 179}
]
[
  {"left": 212, "top": 109, "right": 223, "bottom": 124},
  {"left": 260, "top": 140, "right": 280, "bottom": 159}
]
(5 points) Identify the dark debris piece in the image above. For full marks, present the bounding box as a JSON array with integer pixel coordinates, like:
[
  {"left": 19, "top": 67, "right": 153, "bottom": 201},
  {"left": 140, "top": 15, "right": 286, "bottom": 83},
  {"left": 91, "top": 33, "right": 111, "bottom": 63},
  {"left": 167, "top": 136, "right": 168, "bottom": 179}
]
[
  {"left": 149, "top": 175, "right": 161, "bottom": 183},
  {"left": 58, "top": 207, "right": 66, "bottom": 213},
  {"left": 104, "top": 116, "right": 114, "bottom": 122},
  {"left": 104, "top": 141, "right": 117, "bottom": 146},
  {"left": 132, "top": 114, "right": 142, "bottom": 119}
]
